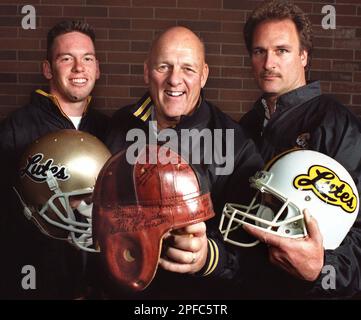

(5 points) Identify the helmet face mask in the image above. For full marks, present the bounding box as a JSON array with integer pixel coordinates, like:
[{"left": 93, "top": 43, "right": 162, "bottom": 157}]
[
  {"left": 15, "top": 130, "right": 111, "bottom": 252},
  {"left": 220, "top": 150, "right": 359, "bottom": 250}
]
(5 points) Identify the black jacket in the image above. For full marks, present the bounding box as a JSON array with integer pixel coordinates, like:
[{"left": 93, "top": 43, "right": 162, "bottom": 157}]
[
  {"left": 0, "top": 90, "right": 109, "bottom": 299},
  {"left": 102, "top": 92, "right": 263, "bottom": 299},
  {"left": 238, "top": 81, "right": 361, "bottom": 299}
]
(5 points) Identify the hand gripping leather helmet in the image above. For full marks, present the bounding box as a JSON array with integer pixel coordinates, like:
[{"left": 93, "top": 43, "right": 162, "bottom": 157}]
[
  {"left": 93, "top": 144, "right": 215, "bottom": 291},
  {"left": 220, "top": 149, "right": 359, "bottom": 250},
  {"left": 14, "top": 129, "right": 111, "bottom": 252}
]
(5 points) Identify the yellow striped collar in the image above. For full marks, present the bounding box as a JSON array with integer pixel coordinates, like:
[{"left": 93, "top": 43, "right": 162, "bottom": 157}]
[{"left": 35, "top": 89, "right": 91, "bottom": 117}]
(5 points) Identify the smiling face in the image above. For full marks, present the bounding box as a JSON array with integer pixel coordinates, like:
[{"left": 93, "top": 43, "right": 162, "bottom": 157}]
[
  {"left": 251, "top": 19, "right": 307, "bottom": 100},
  {"left": 43, "top": 31, "right": 100, "bottom": 110},
  {"left": 144, "top": 27, "right": 209, "bottom": 128}
]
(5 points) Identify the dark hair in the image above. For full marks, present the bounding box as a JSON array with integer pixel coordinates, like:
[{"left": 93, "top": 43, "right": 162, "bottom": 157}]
[
  {"left": 244, "top": 0, "right": 313, "bottom": 68},
  {"left": 46, "top": 20, "right": 96, "bottom": 61}
]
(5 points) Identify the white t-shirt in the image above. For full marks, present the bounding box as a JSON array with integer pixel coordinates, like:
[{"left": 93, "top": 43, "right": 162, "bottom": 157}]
[{"left": 68, "top": 116, "right": 82, "bottom": 129}]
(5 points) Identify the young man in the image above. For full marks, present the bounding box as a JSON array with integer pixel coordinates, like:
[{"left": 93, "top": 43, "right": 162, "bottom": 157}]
[{"left": 0, "top": 20, "right": 108, "bottom": 299}]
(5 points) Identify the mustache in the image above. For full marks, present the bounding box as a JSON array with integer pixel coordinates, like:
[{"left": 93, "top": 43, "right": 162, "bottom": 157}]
[{"left": 261, "top": 71, "right": 282, "bottom": 78}]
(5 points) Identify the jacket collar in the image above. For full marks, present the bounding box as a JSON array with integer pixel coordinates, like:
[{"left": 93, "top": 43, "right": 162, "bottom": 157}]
[
  {"left": 130, "top": 91, "right": 207, "bottom": 130},
  {"left": 255, "top": 81, "right": 322, "bottom": 115},
  {"left": 35, "top": 89, "right": 92, "bottom": 118}
]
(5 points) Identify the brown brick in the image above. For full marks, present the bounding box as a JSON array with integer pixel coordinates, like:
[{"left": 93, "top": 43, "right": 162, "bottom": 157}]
[
  {"left": 201, "top": 32, "right": 242, "bottom": 44},
  {"left": 93, "top": 85, "right": 129, "bottom": 97},
  {"left": 63, "top": 6, "right": 108, "bottom": 17},
  {"left": 132, "top": 19, "right": 176, "bottom": 31},
  {"left": 0, "top": 17, "right": 21, "bottom": 27},
  {"left": 178, "top": 0, "right": 221, "bottom": 9},
  {"left": 130, "top": 86, "right": 148, "bottom": 97},
  {"left": 0, "top": 61, "right": 40, "bottom": 73},
  {"left": 36, "top": 6, "right": 63, "bottom": 16},
  {"left": 207, "top": 55, "right": 241, "bottom": 67},
  {"left": 311, "top": 70, "right": 352, "bottom": 82},
  {"left": 222, "top": 44, "right": 243, "bottom": 55},
  {"left": 0, "top": 84, "right": 37, "bottom": 95},
  {"left": 354, "top": 72, "right": 361, "bottom": 82},
  {"left": 243, "top": 79, "right": 259, "bottom": 90},
  {"left": 355, "top": 51, "right": 361, "bottom": 61},
  {"left": 109, "top": 29, "right": 153, "bottom": 41},
  {"left": 96, "top": 40, "right": 129, "bottom": 52},
  {"left": 223, "top": 0, "right": 262, "bottom": 10},
  {"left": 352, "top": 95, "right": 361, "bottom": 105},
  {"left": 208, "top": 66, "right": 221, "bottom": 77},
  {"left": 108, "top": 52, "right": 147, "bottom": 64},
  {"left": 334, "top": 39, "right": 361, "bottom": 49},
  {"left": 0, "top": 5, "right": 18, "bottom": 15},
  {"left": 101, "top": 63, "right": 129, "bottom": 74},
  {"left": 19, "top": 50, "right": 45, "bottom": 61},
  {"left": 313, "top": 4, "right": 357, "bottom": 16},
  {"left": 333, "top": 60, "right": 361, "bottom": 72},
  {"left": 221, "top": 67, "right": 253, "bottom": 79},
  {"left": 200, "top": 9, "right": 245, "bottom": 21},
  {"left": 242, "top": 101, "right": 256, "bottom": 113},
  {"left": 18, "top": 73, "right": 45, "bottom": 84},
  {"left": 108, "top": 75, "right": 144, "bottom": 86},
  {"left": 205, "top": 43, "right": 221, "bottom": 55},
  {"left": 110, "top": 7, "right": 153, "bottom": 18},
  {"left": 313, "top": 37, "right": 333, "bottom": 48},
  {"left": 86, "top": 0, "right": 130, "bottom": 5},
  {"left": 0, "top": 94, "right": 16, "bottom": 105},
  {"left": 18, "top": 27, "right": 47, "bottom": 39},
  {"left": 207, "top": 78, "right": 242, "bottom": 89},
  {"left": 131, "top": 41, "right": 151, "bottom": 52},
  {"left": 203, "top": 88, "right": 218, "bottom": 100},
  {"left": 310, "top": 59, "right": 332, "bottom": 70},
  {"left": 330, "top": 93, "right": 351, "bottom": 105},
  {"left": 337, "top": 16, "right": 361, "bottom": 27},
  {"left": 133, "top": 0, "right": 176, "bottom": 7},
  {"left": 86, "top": 18, "right": 130, "bottom": 29},
  {"left": 313, "top": 48, "right": 353, "bottom": 60},
  {"left": 106, "top": 97, "right": 134, "bottom": 108},
  {"left": 0, "top": 73, "right": 16, "bottom": 82},
  {"left": 332, "top": 83, "right": 361, "bottom": 93},
  {"left": 0, "top": 27, "right": 18, "bottom": 38},
  {"left": 0, "top": 51, "right": 16, "bottom": 60},
  {"left": 130, "top": 64, "right": 144, "bottom": 75},
  {"left": 222, "top": 22, "right": 243, "bottom": 33},
  {"left": 178, "top": 20, "right": 221, "bottom": 32},
  {"left": 349, "top": 106, "right": 361, "bottom": 118},
  {"left": 41, "top": 0, "right": 82, "bottom": 4},
  {"left": 211, "top": 100, "right": 241, "bottom": 113},
  {"left": 155, "top": 8, "right": 198, "bottom": 20},
  {"left": 320, "top": 81, "right": 331, "bottom": 92},
  {"left": 220, "top": 89, "right": 259, "bottom": 101}
]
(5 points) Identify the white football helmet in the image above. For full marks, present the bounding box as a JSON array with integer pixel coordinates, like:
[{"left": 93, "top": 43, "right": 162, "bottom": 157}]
[
  {"left": 14, "top": 129, "right": 111, "bottom": 252},
  {"left": 219, "top": 149, "right": 359, "bottom": 249}
]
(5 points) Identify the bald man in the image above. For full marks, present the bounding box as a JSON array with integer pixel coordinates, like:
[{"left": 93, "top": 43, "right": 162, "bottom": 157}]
[{"left": 103, "top": 26, "right": 263, "bottom": 299}]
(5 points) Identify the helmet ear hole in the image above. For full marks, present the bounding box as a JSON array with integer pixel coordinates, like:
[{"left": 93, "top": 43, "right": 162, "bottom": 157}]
[{"left": 16, "top": 129, "right": 111, "bottom": 252}]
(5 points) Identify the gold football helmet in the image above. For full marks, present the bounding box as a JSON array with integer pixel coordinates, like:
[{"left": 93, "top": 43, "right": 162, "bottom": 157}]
[{"left": 14, "top": 129, "right": 111, "bottom": 252}]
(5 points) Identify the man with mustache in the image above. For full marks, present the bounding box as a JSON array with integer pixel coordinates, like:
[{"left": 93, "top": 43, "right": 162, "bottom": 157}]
[
  {"left": 233, "top": 0, "right": 361, "bottom": 298},
  {"left": 0, "top": 20, "right": 108, "bottom": 299},
  {"left": 168, "top": 0, "right": 361, "bottom": 300}
]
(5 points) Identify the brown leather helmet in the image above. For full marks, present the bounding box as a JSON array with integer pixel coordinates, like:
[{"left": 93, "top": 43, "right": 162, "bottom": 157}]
[{"left": 93, "top": 144, "right": 215, "bottom": 291}]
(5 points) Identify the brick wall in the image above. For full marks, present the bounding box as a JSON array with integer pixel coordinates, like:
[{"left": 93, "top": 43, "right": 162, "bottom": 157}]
[{"left": 0, "top": 0, "right": 360, "bottom": 121}]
